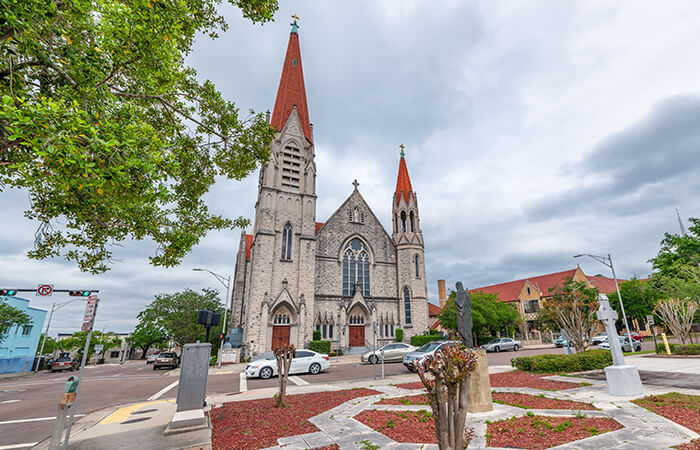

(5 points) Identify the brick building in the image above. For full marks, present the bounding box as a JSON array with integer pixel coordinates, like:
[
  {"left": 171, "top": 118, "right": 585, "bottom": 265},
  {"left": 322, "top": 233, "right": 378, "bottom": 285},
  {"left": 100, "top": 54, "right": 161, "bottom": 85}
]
[{"left": 231, "top": 22, "right": 429, "bottom": 356}]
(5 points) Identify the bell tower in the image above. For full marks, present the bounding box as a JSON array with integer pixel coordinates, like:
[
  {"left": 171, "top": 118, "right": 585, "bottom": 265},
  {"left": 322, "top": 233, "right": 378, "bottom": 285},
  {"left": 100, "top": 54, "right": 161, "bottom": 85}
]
[{"left": 392, "top": 145, "right": 428, "bottom": 338}]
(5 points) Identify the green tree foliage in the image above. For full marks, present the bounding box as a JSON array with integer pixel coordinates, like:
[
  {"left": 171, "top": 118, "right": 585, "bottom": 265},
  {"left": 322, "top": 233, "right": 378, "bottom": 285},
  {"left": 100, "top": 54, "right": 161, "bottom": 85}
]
[
  {"left": 534, "top": 279, "right": 599, "bottom": 353},
  {"left": 38, "top": 332, "right": 61, "bottom": 354},
  {"left": 650, "top": 218, "right": 700, "bottom": 276},
  {"left": 0, "top": 0, "right": 279, "bottom": 273},
  {"left": 59, "top": 330, "right": 121, "bottom": 360},
  {"left": 607, "top": 277, "right": 662, "bottom": 322},
  {"left": 135, "top": 288, "right": 226, "bottom": 351},
  {"left": 0, "top": 297, "right": 31, "bottom": 343},
  {"left": 438, "top": 290, "right": 520, "bottom": 340},
  {"left": 126, "top": 320, "right": 166, "bottom": 358}
]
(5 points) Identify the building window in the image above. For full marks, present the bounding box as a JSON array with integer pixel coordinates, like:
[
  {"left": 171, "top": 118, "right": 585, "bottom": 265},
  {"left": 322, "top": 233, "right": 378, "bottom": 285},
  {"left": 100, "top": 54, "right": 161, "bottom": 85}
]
[
  {"left": 349, "top": 314, "right": 365, "bottom": 325},
  {"left": 274, "top": 313, "right": 290, "bottom": 324},
  {"left": 391, "top": 324, "right": 394, "bottom": 336},
  {"left": 322, "top": 324, "right": 327, "bottom": 339},
  {"left": 403, "top": 287, "right": 412, "bottom": 325},
  {"left": 22, "top": 325, "right": 32, "bottom": 336},
  {"left": 110, "top": 351, "right": 120, "bottom": 358},
  {"left": 414, "top": 254, "right": 420, "bottom": 277},
  {"left": 384, "top": 323, "right": 389, "bottom": 337},
  {"left": 523, "top": 300, "right": 539, "bottom": 314},
  {"left": 400, "top": 211, "right": 407, "bottom": 232},
  {"left": 315, "top": 323, "right": 321, "bottom": 332},
  {"left": 281, "top": 223, "right": 292, "bottom": 260},
  {"left": 329, "top": 324, "right": 334, "bottom": 339},
  {"left": 526, "top": 287, "right": 531, "bottom": 295},
  {"left": 342, "top": 239, "right": 370, "bottom": 297},
  {"left": 281, "top": 146, "right": 301, "bottom": 188},
  {"left": 379, "top": 322, "right": 384, "bottom": 337},
  {"left": 409, "top": 211, "right": 415, "bottom": 232}
]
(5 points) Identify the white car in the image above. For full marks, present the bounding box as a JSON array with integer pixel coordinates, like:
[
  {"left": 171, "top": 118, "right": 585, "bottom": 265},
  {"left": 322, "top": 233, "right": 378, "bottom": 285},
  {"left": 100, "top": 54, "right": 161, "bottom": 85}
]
[{"left": 245, "top": 349, "right": 330, "bottom": 379}]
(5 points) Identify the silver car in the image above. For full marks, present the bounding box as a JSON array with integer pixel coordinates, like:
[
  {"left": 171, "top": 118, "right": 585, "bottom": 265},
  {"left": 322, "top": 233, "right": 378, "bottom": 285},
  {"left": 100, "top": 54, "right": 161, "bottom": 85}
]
[
  {"left": 480, "top": 337, "right": 521, "bottom": 352},
  {"left": 403, "top": 340, "right": 460, "bottom": 371},
  {"left": 599, "top": 336, "right": 641, "bottom": 353},
  {"left": 361, "top": 343, "right": 416, "bottom": 364}
]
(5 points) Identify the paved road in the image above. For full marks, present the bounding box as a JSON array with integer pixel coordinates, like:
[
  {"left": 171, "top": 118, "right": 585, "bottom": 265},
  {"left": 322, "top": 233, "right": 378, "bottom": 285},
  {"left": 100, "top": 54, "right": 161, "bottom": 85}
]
[{"left": 0, "top": 341, "right": 658, "bottom": 449}]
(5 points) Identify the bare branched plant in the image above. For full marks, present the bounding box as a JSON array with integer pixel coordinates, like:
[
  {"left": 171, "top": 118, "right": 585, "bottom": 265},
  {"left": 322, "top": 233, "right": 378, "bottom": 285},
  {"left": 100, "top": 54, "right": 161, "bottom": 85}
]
[
  {"left": 273, "top": 344, "right": 295, "bottom": 407},
  {"left": 655, "top": 298, "right": 698, "bottom": 344}
]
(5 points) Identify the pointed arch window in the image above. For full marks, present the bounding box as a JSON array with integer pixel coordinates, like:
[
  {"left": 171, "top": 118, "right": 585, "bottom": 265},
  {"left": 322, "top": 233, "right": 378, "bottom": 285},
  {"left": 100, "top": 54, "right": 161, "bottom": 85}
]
[
  {"left": 414, "top": 254, "right": 420, "bottom": 278},
  {"left": 403, "top": 287, "right": 412, "bottom": 325},
  {"left": 281, "top": 223, "right": 292, "bottom": 260},
  {"left": 342, "top": 239, "right": 370, "bottom": 296},
  {"left": 400, "top": 211, "right": 407, "bottom": 232},
  {"left": 409, "top": 211, "right": 415, "bottom": 232}
]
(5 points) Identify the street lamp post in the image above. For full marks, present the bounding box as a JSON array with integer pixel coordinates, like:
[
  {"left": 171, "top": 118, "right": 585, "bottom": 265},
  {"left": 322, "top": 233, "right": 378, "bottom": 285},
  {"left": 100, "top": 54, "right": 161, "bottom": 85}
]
[
  {"left": 193, "top": 268, "right": 231, "bottom": 367},
  {"left": 34, "top": 298, "right": 88, "bottom": 372},
  {"left": 574, "top": 253, "right": 632, "bottom": 344}
]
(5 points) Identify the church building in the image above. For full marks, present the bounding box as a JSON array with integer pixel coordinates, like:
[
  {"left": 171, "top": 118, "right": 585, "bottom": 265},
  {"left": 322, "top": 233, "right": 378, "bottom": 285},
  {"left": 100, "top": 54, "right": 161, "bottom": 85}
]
[{"left": 231, "top": 20, "right": 429, "bottom": 356}]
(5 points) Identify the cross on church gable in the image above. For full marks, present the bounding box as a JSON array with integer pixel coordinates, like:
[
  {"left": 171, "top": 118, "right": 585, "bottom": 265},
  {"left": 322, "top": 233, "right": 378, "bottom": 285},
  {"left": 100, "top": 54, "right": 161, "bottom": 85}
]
[{"left": 352, "top": 179, "right": 359, "bottom": 190}]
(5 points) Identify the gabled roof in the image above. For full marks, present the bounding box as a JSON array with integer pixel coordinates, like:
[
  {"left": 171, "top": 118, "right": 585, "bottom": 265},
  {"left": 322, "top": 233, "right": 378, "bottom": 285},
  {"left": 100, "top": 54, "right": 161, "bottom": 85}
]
[
  {"left": 586, "top": 275, "right": 619, "bottom": 294},
  {"left": 428, "top": 302, "right": 442, "bottom": 317},
  {"left": 245, "top": 234, "right": 253, "bottom": 261},
  {"left": 315, "top": 222, "right": 324, "bottom": 233},
  {"left": 271, "top": 24, "right": 312, "bottom": 142},
  {"left": 473, "top": 269, "right": 578, "bottom": 302},
  {"left": 394, "top": 156, "right": 414, "bottom": 204}
]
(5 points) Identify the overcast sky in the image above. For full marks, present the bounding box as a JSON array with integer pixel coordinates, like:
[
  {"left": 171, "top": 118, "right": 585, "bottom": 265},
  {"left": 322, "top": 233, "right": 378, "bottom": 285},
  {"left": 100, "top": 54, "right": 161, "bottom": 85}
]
[{"left": 2, "top": 1, "right": 699, "bottom": 335}]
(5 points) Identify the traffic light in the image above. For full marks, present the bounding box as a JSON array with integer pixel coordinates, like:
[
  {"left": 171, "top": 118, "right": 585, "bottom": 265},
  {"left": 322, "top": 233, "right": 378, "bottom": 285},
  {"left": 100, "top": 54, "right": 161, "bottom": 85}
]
[
  {"left": 69, "top": 290, "right": 91, "bottom": 297},
  {"left": 219, "top": 333, "right": 224, "bottom": 341},
  {"left": 0, "top": 289, "right": 17, "bottom": 296}
]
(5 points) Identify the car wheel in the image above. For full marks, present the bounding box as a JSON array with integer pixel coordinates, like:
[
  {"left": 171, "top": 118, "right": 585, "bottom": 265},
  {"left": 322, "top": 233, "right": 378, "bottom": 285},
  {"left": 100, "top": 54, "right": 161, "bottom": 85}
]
[
  {"left": 259, "top": 366, "right": 273, "bottom": 379},
  {"left": 153, "top": 365, "right": 157, "bottom": 370},
  {"left": 309, "top": 363, "right": 321, "bottom": 375},
  {"left": 368, "top": 355, "right": 377, "bottom": 365},
  {"left": 494, "top": 346, "right": 500, "bottom": 352},
  {"left": 513, "top": 344, "right": 519, "bottom": 351}
]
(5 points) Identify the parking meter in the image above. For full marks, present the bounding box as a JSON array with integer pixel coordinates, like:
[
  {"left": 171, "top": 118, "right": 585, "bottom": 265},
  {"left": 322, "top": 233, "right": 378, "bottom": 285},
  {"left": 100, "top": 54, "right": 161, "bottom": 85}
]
[{"left": 62, "top": 376, "right": 79, "bottom": 405}]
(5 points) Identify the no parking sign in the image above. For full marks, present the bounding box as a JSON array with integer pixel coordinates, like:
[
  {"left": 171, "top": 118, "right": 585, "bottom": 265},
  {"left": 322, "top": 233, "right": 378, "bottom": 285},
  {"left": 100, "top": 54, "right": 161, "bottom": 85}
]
[{"left": 37, "top": 284, "right": 54, "bottom": 296}]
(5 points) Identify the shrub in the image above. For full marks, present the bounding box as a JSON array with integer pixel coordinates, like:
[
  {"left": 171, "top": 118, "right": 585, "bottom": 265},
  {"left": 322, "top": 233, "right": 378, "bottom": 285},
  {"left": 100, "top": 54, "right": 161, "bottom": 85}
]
[
  {"left": 657, "top": 343, "right": 700, "bottom": 355},
  {"left": 511, "top": 349, "right": 612, "bottom": 373},
  {"left": 395, "top": 328, "right": 404, "bottom": 342},
  {"left": 309, "top": 340, "right": 331, "bottom": 355},
  {"left": 656, "top": 342, "right": 676, "bottom": 354},
  {"left": 313, "top": 330, "right": 321, "bottom": 341},
  {"left": 410, "top": 334, "right": 445, "bottom": 347}
]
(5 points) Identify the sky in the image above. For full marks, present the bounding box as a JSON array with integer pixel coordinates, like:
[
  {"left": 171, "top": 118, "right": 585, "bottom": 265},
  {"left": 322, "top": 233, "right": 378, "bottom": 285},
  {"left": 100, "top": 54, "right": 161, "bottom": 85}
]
[{"left": 2, "top": 1, "right": 699, "bottom": 336}]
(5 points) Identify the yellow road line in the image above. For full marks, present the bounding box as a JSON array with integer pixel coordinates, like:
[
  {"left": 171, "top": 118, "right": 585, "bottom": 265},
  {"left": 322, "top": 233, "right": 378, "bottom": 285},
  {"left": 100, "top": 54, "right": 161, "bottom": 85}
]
[
  {"left": 98, "top": 399, "right": 174, "bottom": 425},
  {"left": 214, "top": 370, "right": 234, "bottom": 375}
]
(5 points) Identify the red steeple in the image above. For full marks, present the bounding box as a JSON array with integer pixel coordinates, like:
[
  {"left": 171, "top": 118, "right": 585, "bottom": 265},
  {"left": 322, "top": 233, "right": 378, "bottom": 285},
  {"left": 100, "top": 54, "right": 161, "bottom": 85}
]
[
  {"left": 271, "top": 19, "right": 312, "bottom": 142},
  {"left": 395, "top": 145, "right": 414, "bottom": 203}
]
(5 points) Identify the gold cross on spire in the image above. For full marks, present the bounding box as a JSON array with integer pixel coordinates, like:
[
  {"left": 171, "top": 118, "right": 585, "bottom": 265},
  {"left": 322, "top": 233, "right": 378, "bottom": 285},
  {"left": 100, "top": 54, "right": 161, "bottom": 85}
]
[
  {"left": 292, "top": 13, "right": 299, "bottom": 21},
  {"left": 399, "top": 144, "right": 405, "bottom": 158}
]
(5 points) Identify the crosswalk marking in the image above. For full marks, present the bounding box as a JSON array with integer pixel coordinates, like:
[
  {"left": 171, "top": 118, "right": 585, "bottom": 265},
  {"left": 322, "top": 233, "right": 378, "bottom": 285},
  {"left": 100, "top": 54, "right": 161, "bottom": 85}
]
[
  {"left": 0, "top": 415, "right": 84, "bottom": 425},
  {"left": 239, "top": 372, "right": 247, "bottom": 392},
  {"left": 147, "top": 380, "right": 179, "bottom": 401},
  {"left": 288, "top": 376, "right": 310, "bottom": 386},
  {"left": 0, "top": 442, "right": 39, "bottom": 449}
]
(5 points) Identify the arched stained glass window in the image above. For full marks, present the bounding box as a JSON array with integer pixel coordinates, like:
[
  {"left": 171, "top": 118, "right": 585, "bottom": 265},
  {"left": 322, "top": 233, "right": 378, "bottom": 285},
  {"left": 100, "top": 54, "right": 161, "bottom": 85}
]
[
  {"left": 342, "top": 239, "right": 370, "bottom": 297},
  {"left": 281, "top": 223, "right": 292, "bottom": 260},
  {"left": 400, "top": 211, "right": 407, "bottom": 232},
  {"left": 414, "top": 254, "right": 420, "bottom": 278},
  {"left": 403, "top": 287, "right": 412, "bottom": 325},
  {"left": 409, "top": 211, "right": 415, "bottom": 232}
]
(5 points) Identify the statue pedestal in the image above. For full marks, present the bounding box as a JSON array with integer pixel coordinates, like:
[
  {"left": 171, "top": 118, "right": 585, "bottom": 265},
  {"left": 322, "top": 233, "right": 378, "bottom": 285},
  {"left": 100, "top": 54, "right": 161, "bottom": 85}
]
[
  {"left": 467, "top": 349, "right": 493, "bottom": 413},
  {"left": 604, "top": 365, "right": 644, "bottom": 396}
]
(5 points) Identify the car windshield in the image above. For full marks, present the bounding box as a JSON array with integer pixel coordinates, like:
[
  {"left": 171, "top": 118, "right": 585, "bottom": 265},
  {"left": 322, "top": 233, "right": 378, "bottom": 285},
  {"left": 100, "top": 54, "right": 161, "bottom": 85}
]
[
  {"left": 417, "top": 342, "right": 442, "bottom": 352},
  {"left": 487, "top": 338, "right": 501, "bottom": 344},
  {"left": 252, "top": 351, "right": 276, "bottom": 361},
  {"left": 160, "top": 353, "right": 175, "bottom": 358}
]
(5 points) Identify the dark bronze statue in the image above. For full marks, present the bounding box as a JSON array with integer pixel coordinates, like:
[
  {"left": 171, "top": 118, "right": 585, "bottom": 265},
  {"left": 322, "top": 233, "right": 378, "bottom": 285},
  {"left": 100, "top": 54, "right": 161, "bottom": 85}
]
[{"left": 454, "top": 281, "right": 473, "bottom": 347}]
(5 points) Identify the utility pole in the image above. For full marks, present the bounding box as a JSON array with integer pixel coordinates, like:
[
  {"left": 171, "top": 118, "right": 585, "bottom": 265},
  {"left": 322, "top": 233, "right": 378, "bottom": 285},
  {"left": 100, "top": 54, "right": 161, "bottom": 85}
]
[{"left": 193, "top": 268, "right": 231, "bottom": 367}]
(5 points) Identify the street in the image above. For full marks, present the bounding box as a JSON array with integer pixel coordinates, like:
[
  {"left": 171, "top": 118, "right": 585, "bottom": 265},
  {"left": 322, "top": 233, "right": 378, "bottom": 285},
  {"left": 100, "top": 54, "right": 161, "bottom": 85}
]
[{"left": 0, "top": 342, "right": 656, "bottom": 449}]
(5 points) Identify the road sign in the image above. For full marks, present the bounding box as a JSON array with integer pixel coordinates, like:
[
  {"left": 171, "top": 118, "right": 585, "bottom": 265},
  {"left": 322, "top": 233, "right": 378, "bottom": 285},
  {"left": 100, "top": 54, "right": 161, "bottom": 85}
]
[
  {"left": 81, "top": 295, "right": 99, "bottom": 332},
  {"left": 646, "top": 315, "right": 655, "bottom": 326},
  {"left": 94, "top": 345, "right": 104, "bottom": 353},
  {"left": 37, "top": 284, "right": 54, "bottom": 296}
]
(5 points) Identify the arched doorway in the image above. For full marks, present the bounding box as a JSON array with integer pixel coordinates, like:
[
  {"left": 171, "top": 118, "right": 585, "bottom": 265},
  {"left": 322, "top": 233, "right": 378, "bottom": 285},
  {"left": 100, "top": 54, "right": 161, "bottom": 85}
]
[
  {"left": 271, "top": 306, "right": 292, "bottom": 349},
  {"left": 347, "top": 306, "right": 367, "bottom": 347}
]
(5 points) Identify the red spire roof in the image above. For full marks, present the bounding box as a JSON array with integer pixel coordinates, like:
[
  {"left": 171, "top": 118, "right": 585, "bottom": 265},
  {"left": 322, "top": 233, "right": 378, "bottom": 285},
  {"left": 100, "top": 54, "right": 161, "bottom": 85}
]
[
  {"left": 395, "top": 155, "right": 414, "bottom": 203},
  {"left": 271, "top": 26, "right": 312, "bottom": 142}
]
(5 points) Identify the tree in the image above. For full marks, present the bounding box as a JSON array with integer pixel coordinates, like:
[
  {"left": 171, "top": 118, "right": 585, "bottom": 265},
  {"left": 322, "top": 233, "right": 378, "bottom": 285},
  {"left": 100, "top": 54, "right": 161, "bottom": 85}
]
[
  {"left": 273, "top": 343, "right": 295, "bottom": 407},
  {"left": 0, "top": 0, "right": 279, "bottom": 273},
  {"left": 136, "top": 288, "right": 226, "bottom": 351},
  {"left": 650, "top": 218, "right": 700, "bottom": 277},
  {"left": 38, "top": 333, "right": 61, "bottom": 354},
  {"left": 414, "top": 344, "right": 477, "bottom": 449},
  {"left": 127, "top": 321, "right": 167, "bottom": 358},
  {"left": 438, "top": 290, "right": 520, "bottom": 343},
  {"left": 535, "top": 279, "right": 599, "bottom": 353},
  {"left": 0, "top": 298, "right": 31, "bottom": 344},
  {"left": 607, "top": 277, "right": 661, "bottom": 324},
  {"left": 654, "top": 298, "right": 698, "bottom": 344},
  {"left": 59, "top": 330, "right": 121, "bottom": 360}
]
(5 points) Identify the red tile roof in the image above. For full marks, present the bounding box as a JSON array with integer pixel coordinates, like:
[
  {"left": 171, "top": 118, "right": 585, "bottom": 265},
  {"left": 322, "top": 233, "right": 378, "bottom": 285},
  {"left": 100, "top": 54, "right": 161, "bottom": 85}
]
[
  {"left": 586, "top": 275, "right": 620, "bottom": 294},
  {"left": 315, "top": 222, "right": 324, "bottom": 233},
  {"left": 394, "top": 156, "right": 414, "bottom": 204},
  {"left": 430, "top": 319, "right": 442, "bottom": 330},
  {"left": 271, "top": 29, "right": 312, "bottom": 142},
  {"left": 473, "top": 269, "right": 578, "bottom": 302},
  {"left": 428, "top": 302, "right": 442, "bottom": 317},
  {"left": 245, "top": 234, "right": 253, "bottom": 261}
]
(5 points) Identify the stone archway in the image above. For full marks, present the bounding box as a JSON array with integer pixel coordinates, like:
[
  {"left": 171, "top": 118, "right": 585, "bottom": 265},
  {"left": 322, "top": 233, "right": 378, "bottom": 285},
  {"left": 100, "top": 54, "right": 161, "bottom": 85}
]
[{"left": 347, "top": 304, "right": 368, "bottom": 347}]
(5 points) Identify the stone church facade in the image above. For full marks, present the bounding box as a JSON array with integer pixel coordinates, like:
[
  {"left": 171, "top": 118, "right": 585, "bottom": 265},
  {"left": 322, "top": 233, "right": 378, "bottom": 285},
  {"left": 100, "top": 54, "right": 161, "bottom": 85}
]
[{"left": 231, "top": 22, "right": 429, "bottom": 356}]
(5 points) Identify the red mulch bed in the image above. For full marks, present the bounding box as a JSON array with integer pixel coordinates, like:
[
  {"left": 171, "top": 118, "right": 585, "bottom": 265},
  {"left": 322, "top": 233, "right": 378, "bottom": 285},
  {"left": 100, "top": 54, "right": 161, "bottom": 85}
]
[
  {"left": 492, "top": 392, "right": 597, "bottom": 410},
  {"left": 211, "top": 388, "right": 379, "bottom": 449},
  {"left": 487, "top": 415, "right": 623, "bottom": 449},
  {"left": 676, "top": 438, "right": 700, "bottom": 449},
  {"left": 397, "top": 372, "right": 584, "bottom": 391},
  {"left": 355, "top": 409, "right": 437, "bottom": 444},
  {"left": 490, "top": 371, "right": 585, "bottom": 390},
  {"left": 377, "top": 393, "right": 430, "bottom": 405},
  {"left": 633, "top": 392, "right": 700, "bottom": 433}
]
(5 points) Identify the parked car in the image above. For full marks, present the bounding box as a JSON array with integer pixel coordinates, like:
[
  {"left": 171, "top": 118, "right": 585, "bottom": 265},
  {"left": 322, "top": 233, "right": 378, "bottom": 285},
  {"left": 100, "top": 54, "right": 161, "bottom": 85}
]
[
  {"left": 361, "top": 343, "right": 416, "bottom": 364},
  {"left": 245, "top": 349, "right": 330, "bottom": 379},
  {"left": 153, "top": 352, "right": 180, "bottom": 370},
  {"left": 626, "top": 332, "right": 644, "bottom": 343},
  {"left": 146, "top": 352, "right": 159, "bottom": 364},
  {"left": 480, "top": 337, "right": 521, "bottom": 352},
  {"left": 591, "top": 333, "right": 608, "bottom": 345},
  {"left": 47, "top": 356, "right": 77, "bottom": 373},
  {"left": 599, "top": 336, "right": 642, "bottom": 353},
  {"left": 554, "top": 336, "right": 570, "bottom": 347},
  {"left": 403, "top": 340, "right": 459, "bottom": 371}
]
